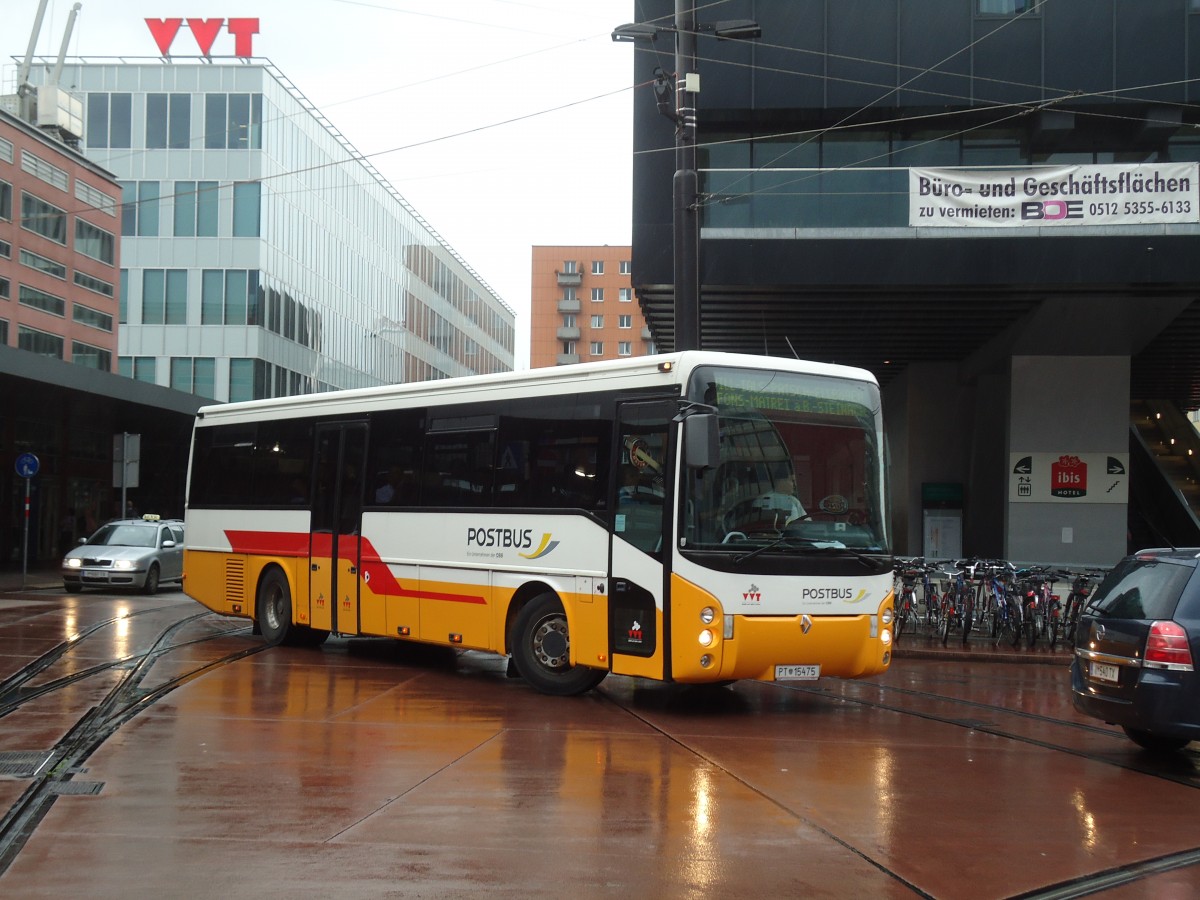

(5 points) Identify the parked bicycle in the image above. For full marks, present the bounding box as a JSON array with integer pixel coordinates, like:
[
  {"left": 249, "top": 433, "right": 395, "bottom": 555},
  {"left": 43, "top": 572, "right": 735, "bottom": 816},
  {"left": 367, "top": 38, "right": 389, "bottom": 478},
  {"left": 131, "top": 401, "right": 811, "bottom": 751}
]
[
  {"left": 941, "top": 559, "right": 981, "bottom": 647},
  {"left": 894, "top": 558, "right": 923, "bottom": 643},
  {"left": 979, "top": 560, "right": 1021, "bottom": 648},
  {"left": 1015, "top": 566, "right": 1058, "bottom": 650},
  {"left": 893, "top": 557, "right": 942, "bottom": 643},
  {"left": 1059, "top": 567, "right": 1104, "bottom": 647}
]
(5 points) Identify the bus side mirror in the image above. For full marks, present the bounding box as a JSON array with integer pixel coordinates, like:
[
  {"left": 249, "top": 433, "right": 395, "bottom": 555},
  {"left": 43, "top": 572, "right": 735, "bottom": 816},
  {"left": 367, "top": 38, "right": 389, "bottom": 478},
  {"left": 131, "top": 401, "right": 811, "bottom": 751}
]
[{"left": 684, "top": 414, "right": 719, "bottom": 470}]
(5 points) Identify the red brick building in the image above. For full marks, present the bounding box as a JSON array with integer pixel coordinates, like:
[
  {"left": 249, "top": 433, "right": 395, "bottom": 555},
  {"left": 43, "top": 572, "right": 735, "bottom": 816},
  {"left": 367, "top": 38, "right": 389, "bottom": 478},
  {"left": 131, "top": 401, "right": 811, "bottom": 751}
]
[{"left": 1, "top": 107, "right": 121, "bottom": 370}]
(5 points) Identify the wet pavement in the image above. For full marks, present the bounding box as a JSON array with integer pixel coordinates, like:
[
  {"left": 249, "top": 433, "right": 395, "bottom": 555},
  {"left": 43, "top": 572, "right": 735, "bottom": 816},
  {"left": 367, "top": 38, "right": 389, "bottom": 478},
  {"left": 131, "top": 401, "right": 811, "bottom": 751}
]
[{"left": 1, "top": 576, "right": 1199, "bottom": 898}]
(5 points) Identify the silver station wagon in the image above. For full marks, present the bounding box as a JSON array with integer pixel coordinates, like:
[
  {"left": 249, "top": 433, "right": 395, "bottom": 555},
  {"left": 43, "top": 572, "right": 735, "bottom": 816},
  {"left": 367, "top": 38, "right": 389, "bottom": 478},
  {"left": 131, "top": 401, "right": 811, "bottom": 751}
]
[{"left": 62, "top": 515, "right": 185, "bottom": 595}]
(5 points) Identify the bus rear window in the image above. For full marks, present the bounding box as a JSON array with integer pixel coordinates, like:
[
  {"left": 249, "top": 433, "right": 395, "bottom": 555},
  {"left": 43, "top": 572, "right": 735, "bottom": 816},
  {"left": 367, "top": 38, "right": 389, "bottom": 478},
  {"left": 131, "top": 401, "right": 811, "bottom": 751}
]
[{"left": 190, "top": 419, "right": 314, "bottom": 507}]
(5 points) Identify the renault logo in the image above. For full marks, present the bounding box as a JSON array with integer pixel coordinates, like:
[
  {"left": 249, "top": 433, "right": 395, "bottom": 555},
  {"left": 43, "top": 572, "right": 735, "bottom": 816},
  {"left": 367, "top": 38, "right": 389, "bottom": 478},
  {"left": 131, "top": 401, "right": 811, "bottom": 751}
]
[{"left": 800, "top": 615, "right": 813, "bottom": 634}]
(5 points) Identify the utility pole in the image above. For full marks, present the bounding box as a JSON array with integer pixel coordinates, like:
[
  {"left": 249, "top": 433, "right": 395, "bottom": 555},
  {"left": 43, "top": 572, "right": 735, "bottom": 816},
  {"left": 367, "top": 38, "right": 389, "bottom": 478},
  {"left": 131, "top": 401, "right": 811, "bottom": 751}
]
[
  {"left": 612, "top": 9, "right": 759, "bottom": 354},
  {"left": 673, "top": 0, "right": 701, "bottom": 352}
]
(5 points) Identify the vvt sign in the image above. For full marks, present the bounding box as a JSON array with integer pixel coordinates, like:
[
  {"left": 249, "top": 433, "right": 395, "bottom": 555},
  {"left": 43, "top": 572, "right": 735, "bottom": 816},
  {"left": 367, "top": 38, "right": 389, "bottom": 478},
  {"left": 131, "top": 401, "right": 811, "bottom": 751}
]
[{"left": 145, "top": 18, "right": 260, "bottom": 57}]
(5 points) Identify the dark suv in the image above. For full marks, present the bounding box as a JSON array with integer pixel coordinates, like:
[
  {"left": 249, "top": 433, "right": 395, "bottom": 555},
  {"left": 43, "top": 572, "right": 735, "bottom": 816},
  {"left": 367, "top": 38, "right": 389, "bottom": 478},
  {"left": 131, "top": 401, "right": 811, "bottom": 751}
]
[{"left": 1070, "top": 548, "right": 1200, "bottom": 752}]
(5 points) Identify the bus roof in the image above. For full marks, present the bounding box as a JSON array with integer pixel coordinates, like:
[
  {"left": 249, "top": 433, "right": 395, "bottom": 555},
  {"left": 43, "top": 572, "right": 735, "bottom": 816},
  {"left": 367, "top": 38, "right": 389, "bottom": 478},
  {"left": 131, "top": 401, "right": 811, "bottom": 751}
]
[{"left": 194, "top": 351, "right": 880, "bottom": 425}]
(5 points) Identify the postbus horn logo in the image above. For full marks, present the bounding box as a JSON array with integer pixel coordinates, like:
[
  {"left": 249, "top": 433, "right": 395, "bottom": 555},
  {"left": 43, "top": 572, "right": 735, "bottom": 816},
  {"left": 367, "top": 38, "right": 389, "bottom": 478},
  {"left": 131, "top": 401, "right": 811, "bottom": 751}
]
[{"left": 518, "top": 533, "right": 559, "bottom": 560}]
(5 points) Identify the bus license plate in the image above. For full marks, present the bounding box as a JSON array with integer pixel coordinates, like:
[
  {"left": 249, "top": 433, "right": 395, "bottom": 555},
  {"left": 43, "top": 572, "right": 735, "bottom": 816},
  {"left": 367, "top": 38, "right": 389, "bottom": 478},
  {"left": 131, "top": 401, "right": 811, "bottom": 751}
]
[
  {"left": 1089, "top": 661, "right": 1119, "bottom": 684},
  {"left": 776, "top": 664, "right": 820, "bottom": 681}
]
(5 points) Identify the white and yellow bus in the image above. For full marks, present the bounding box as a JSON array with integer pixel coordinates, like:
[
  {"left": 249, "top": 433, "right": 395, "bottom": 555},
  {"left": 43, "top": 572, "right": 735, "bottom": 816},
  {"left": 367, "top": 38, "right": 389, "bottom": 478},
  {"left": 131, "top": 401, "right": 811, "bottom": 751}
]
[{"left": 183, "top": 351, "right": 894, "bottom": 695}]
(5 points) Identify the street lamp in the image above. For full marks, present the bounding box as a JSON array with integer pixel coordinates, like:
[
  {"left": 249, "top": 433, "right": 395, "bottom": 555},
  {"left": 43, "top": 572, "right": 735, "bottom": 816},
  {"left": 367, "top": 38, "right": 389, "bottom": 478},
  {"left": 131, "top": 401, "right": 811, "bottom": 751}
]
[{"left": 614, "top": 5, "right": 760, "bottom": 352}]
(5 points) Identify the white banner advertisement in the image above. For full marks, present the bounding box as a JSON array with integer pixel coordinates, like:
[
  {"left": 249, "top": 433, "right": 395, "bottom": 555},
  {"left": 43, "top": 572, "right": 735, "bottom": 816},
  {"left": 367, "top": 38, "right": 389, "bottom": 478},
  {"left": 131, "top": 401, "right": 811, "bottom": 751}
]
[
  {"left": 910, "top": 163, "right": 1199, "bottom": 227},
  {"left": 1009, "top": 452, "right": 1129, "bottom": 504}
]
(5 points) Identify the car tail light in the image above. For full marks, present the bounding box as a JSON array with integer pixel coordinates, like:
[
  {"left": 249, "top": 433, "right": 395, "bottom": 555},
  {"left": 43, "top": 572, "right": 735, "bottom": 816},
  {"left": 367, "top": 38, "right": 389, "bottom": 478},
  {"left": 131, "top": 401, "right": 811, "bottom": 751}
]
[{"left": 1144, "top": 621, "right": 1195, "bottom": 670}]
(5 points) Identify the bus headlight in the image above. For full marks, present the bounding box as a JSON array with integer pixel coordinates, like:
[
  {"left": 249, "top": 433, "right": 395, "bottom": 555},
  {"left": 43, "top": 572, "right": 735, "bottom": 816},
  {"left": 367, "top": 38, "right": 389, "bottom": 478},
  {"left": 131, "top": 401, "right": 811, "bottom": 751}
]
[
  {"left": 880, "top": 629, "right": 892, "bottom": 645},
  {"left": 700, "top": 606, "right": 716, "bottom": 625},
  {"left": 881, "top": 608, "right": 894, "bottom": 625},
  {"left": 699, "top": 629, "right": 714, "bottom": 647}
]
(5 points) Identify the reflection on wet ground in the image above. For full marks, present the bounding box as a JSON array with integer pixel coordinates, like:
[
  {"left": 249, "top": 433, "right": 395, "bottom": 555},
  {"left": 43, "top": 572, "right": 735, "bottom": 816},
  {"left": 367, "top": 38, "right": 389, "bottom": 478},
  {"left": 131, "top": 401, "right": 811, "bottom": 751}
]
[{"left": 1, "top": 590, "right": 1198, "bottom": 898}]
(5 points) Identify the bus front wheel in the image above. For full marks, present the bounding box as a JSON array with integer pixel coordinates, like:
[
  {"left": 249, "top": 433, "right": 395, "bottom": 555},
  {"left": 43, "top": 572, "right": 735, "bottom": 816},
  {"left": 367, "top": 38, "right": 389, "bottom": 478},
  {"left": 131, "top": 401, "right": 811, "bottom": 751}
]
[{"left": 510, "top": 593, "right": 606, "bottom": 696}]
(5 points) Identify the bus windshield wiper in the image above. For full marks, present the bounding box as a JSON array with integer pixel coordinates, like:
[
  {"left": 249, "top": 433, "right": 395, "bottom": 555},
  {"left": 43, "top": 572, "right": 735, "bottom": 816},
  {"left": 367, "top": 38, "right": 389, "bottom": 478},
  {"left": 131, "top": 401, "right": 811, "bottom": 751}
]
[
  {"left": 733, "top": 537, "right": 818, "bottom": 564},
  {"left": 734, "top": 538, "right": 880, "bottom": 568},
  {"left": 795, "top": 544, "right": 880, "bottom": 569}
]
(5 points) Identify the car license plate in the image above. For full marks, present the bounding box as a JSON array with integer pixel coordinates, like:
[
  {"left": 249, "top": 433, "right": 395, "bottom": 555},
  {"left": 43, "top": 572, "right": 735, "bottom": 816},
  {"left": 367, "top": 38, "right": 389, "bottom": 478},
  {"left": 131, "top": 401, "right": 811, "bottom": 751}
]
[
  {"left": 1089, "top": 661, "right": 1120, "bottom": 684},
  {"left": 776, "top": 664, "right": 820, "bottom": 681}
]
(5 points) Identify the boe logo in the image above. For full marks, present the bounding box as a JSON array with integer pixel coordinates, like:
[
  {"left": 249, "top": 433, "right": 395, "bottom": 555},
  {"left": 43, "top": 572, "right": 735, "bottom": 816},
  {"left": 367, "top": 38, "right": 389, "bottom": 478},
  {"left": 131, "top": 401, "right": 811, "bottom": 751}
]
[
  {"left": 1021, "top": 200, "right": 1084, "bottom": 221},
  {"left": 145, "top": 18, "right": 260, "bottom": 57}
]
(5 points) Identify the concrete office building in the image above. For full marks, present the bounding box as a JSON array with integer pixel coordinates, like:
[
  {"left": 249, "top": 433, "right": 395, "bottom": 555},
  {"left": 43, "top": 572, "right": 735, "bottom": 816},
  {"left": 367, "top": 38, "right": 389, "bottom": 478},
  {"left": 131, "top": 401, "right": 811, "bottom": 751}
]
[
  {"left": 626, "top": 0, "right": 1200, "bottom": 564},
  {"left": 3, "top": 49, "right": 515, "bottom": 568},
  {"left": 26, "top": 57, "right": 515, "bottom": 402},
  {"left": 529, "top": 246, "right": 655, "bottom": 368}
]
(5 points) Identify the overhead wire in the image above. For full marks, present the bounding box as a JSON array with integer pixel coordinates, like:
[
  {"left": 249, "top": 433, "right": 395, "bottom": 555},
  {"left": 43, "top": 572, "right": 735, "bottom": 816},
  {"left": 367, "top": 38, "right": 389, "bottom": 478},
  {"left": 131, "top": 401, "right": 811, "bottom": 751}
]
[
  {"left": 20, "top": 0, "right": 1200, "bottom": 236},
  {"left": 691, "top": 0, "right": 1062, "bottom": 203},
  {"left": 617, "top": 0, "right": 1200, "bottom": 209}
]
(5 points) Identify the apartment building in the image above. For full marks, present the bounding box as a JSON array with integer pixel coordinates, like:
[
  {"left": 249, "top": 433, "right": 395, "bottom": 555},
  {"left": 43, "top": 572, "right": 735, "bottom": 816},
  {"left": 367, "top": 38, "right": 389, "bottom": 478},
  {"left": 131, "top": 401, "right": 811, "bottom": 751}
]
[{"left": 529, "top": 246, "right": 653, "bottom": 368}]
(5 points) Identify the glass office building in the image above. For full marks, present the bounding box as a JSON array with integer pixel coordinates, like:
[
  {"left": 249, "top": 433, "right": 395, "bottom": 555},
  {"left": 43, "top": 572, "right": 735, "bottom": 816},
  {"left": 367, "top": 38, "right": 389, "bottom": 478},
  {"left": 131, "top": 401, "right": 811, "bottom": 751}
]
[{"left": 29, "top": 59, "right": 515, "bottom": 402}]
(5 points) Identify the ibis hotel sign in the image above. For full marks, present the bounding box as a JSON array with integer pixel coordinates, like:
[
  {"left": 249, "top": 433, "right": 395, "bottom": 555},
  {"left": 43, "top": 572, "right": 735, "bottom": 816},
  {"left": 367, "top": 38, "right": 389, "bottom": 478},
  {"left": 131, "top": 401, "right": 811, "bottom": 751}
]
[
  {"left": 145, "top": 18, "right": 260, "bottom": 57},
  {"left": 1009, "top": 452, "right": 1129, "bottom": 504},
  {"left": 910, "top": 163, "right": 1199, "bottom": 227}
]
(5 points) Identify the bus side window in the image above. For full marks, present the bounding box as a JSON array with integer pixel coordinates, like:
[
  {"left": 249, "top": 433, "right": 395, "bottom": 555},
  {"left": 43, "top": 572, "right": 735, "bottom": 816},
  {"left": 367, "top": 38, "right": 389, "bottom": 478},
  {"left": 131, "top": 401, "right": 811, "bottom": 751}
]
[
  {"left": 365, "top": 408, "right": 425, "bottom": 507},
  {"left": 495, "top": 405, "right": 611, "bottom": 513},
  {"left": 424, "top": 430, "right": 496, "bottom": 507}
]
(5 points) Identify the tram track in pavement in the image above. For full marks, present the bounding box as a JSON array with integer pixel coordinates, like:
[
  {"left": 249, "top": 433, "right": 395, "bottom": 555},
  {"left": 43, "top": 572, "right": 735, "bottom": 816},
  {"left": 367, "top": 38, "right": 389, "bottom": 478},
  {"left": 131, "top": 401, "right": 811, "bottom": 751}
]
[
  {"left": 0, "top": 603, "right": 191, "bottom": 712},
  {"left": 783, "top": 678, "right": 1200, "bottom": 899},
  {"left": 794, "top": 678, "right": 1200, "bottom": 790},
  {"left": 602, "top": 674, "right": 1200, "bottom": 899},
  {"left": 598, "top": 683, "right": 938, "bottom": 900},
  {"left": 0, "top": 609, "right": 265, "bottom": 876}
]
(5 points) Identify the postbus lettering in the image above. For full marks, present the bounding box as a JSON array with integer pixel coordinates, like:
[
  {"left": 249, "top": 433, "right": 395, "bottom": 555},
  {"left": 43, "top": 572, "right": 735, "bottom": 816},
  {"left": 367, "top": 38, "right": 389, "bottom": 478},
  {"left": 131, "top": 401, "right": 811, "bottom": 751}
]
[
  {"left": 466, "top": 527, "right": 534, "bottom": 550},
  {"left": 801, "top": 588, "right": 854, "bottom": 601}
]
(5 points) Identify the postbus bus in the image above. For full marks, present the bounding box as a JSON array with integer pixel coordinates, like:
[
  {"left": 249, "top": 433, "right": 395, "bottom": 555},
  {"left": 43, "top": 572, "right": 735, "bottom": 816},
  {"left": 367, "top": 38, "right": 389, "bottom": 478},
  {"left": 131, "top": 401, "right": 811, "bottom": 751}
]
[{"left": 183, "top": 351, "right": 894, "bottom": 695}]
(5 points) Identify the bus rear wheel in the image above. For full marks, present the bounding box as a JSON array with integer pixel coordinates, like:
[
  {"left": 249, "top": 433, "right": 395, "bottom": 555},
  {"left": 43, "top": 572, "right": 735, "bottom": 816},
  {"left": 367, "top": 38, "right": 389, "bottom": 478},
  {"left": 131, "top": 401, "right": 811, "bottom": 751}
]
[
  {"left": 258, "top": 569, "right": 298, "bottom": 646},
  {"left": 511, "top": 593, "right": 606, "bottom": 696}
]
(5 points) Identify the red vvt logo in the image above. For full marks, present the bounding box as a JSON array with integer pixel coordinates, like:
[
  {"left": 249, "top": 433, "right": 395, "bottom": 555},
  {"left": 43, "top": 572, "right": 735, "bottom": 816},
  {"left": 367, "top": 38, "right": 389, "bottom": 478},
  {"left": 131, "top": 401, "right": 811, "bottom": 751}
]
[
  {"left": 146, "top": 18, "right": 260, "bottom": 57},
  {"left": 743, "top": 583, "right": 761, "bottom": 603},
  {"left": 1051, "top": 455, "right": 1088, "bottom": 499}
]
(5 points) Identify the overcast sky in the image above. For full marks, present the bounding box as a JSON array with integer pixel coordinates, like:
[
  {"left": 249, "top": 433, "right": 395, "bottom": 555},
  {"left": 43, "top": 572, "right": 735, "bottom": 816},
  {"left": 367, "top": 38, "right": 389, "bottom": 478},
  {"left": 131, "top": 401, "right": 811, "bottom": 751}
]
[{"left": 6, "top": 0, "right": 640, "bottom": 367}]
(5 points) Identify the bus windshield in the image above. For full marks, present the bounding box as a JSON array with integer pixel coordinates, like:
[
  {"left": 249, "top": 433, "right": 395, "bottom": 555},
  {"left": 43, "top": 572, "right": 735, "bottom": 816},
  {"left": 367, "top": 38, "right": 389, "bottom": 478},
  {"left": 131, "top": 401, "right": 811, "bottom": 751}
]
[{"left": 683, "top": 365, "right": 889, "bottom": 555}]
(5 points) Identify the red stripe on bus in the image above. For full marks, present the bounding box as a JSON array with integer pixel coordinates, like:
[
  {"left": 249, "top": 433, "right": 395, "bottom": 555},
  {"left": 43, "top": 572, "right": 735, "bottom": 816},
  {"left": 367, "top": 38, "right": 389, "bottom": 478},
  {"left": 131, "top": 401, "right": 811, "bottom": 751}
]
[
  {"left": 225, "top": 530, "right": 309, "bottom": 557},
  {"left": 360, "top": 540, "right": 486, "bottom": 605},
  {"left": 224, "top": 530, "right": 486, "bottom": 605}
]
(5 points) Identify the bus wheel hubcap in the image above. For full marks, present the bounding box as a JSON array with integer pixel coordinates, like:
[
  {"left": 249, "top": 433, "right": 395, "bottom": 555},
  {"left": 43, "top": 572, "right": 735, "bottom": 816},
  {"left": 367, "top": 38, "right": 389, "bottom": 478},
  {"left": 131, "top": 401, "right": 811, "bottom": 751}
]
[{"left": 532, "top": 618, "right": 569, "bottom": 670}]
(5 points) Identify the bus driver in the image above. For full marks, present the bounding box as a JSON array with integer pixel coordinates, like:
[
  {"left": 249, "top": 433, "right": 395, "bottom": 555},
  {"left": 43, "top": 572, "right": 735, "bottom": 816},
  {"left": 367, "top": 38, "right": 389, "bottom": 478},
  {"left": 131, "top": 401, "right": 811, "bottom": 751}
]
[{"left": 756, "top": 471, "right": 807, "bottom": 526}]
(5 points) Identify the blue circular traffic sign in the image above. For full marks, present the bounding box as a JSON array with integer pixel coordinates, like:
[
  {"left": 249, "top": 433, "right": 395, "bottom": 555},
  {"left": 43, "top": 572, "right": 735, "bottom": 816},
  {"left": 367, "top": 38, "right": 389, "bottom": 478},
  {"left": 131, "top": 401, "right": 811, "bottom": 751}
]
[{"left": 14, "top": 452, "right": 40, "bottom": 478}]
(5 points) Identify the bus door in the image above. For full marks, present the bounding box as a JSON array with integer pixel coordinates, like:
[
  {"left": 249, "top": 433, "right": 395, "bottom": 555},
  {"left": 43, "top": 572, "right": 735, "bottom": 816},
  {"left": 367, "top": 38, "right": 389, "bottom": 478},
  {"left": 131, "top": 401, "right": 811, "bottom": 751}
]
[
  {"left": 309, "top": 422, "right": 368, "bottom": 635},
  {"left": 609, "top": 399, "right": 673, "bottom": 679}
]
